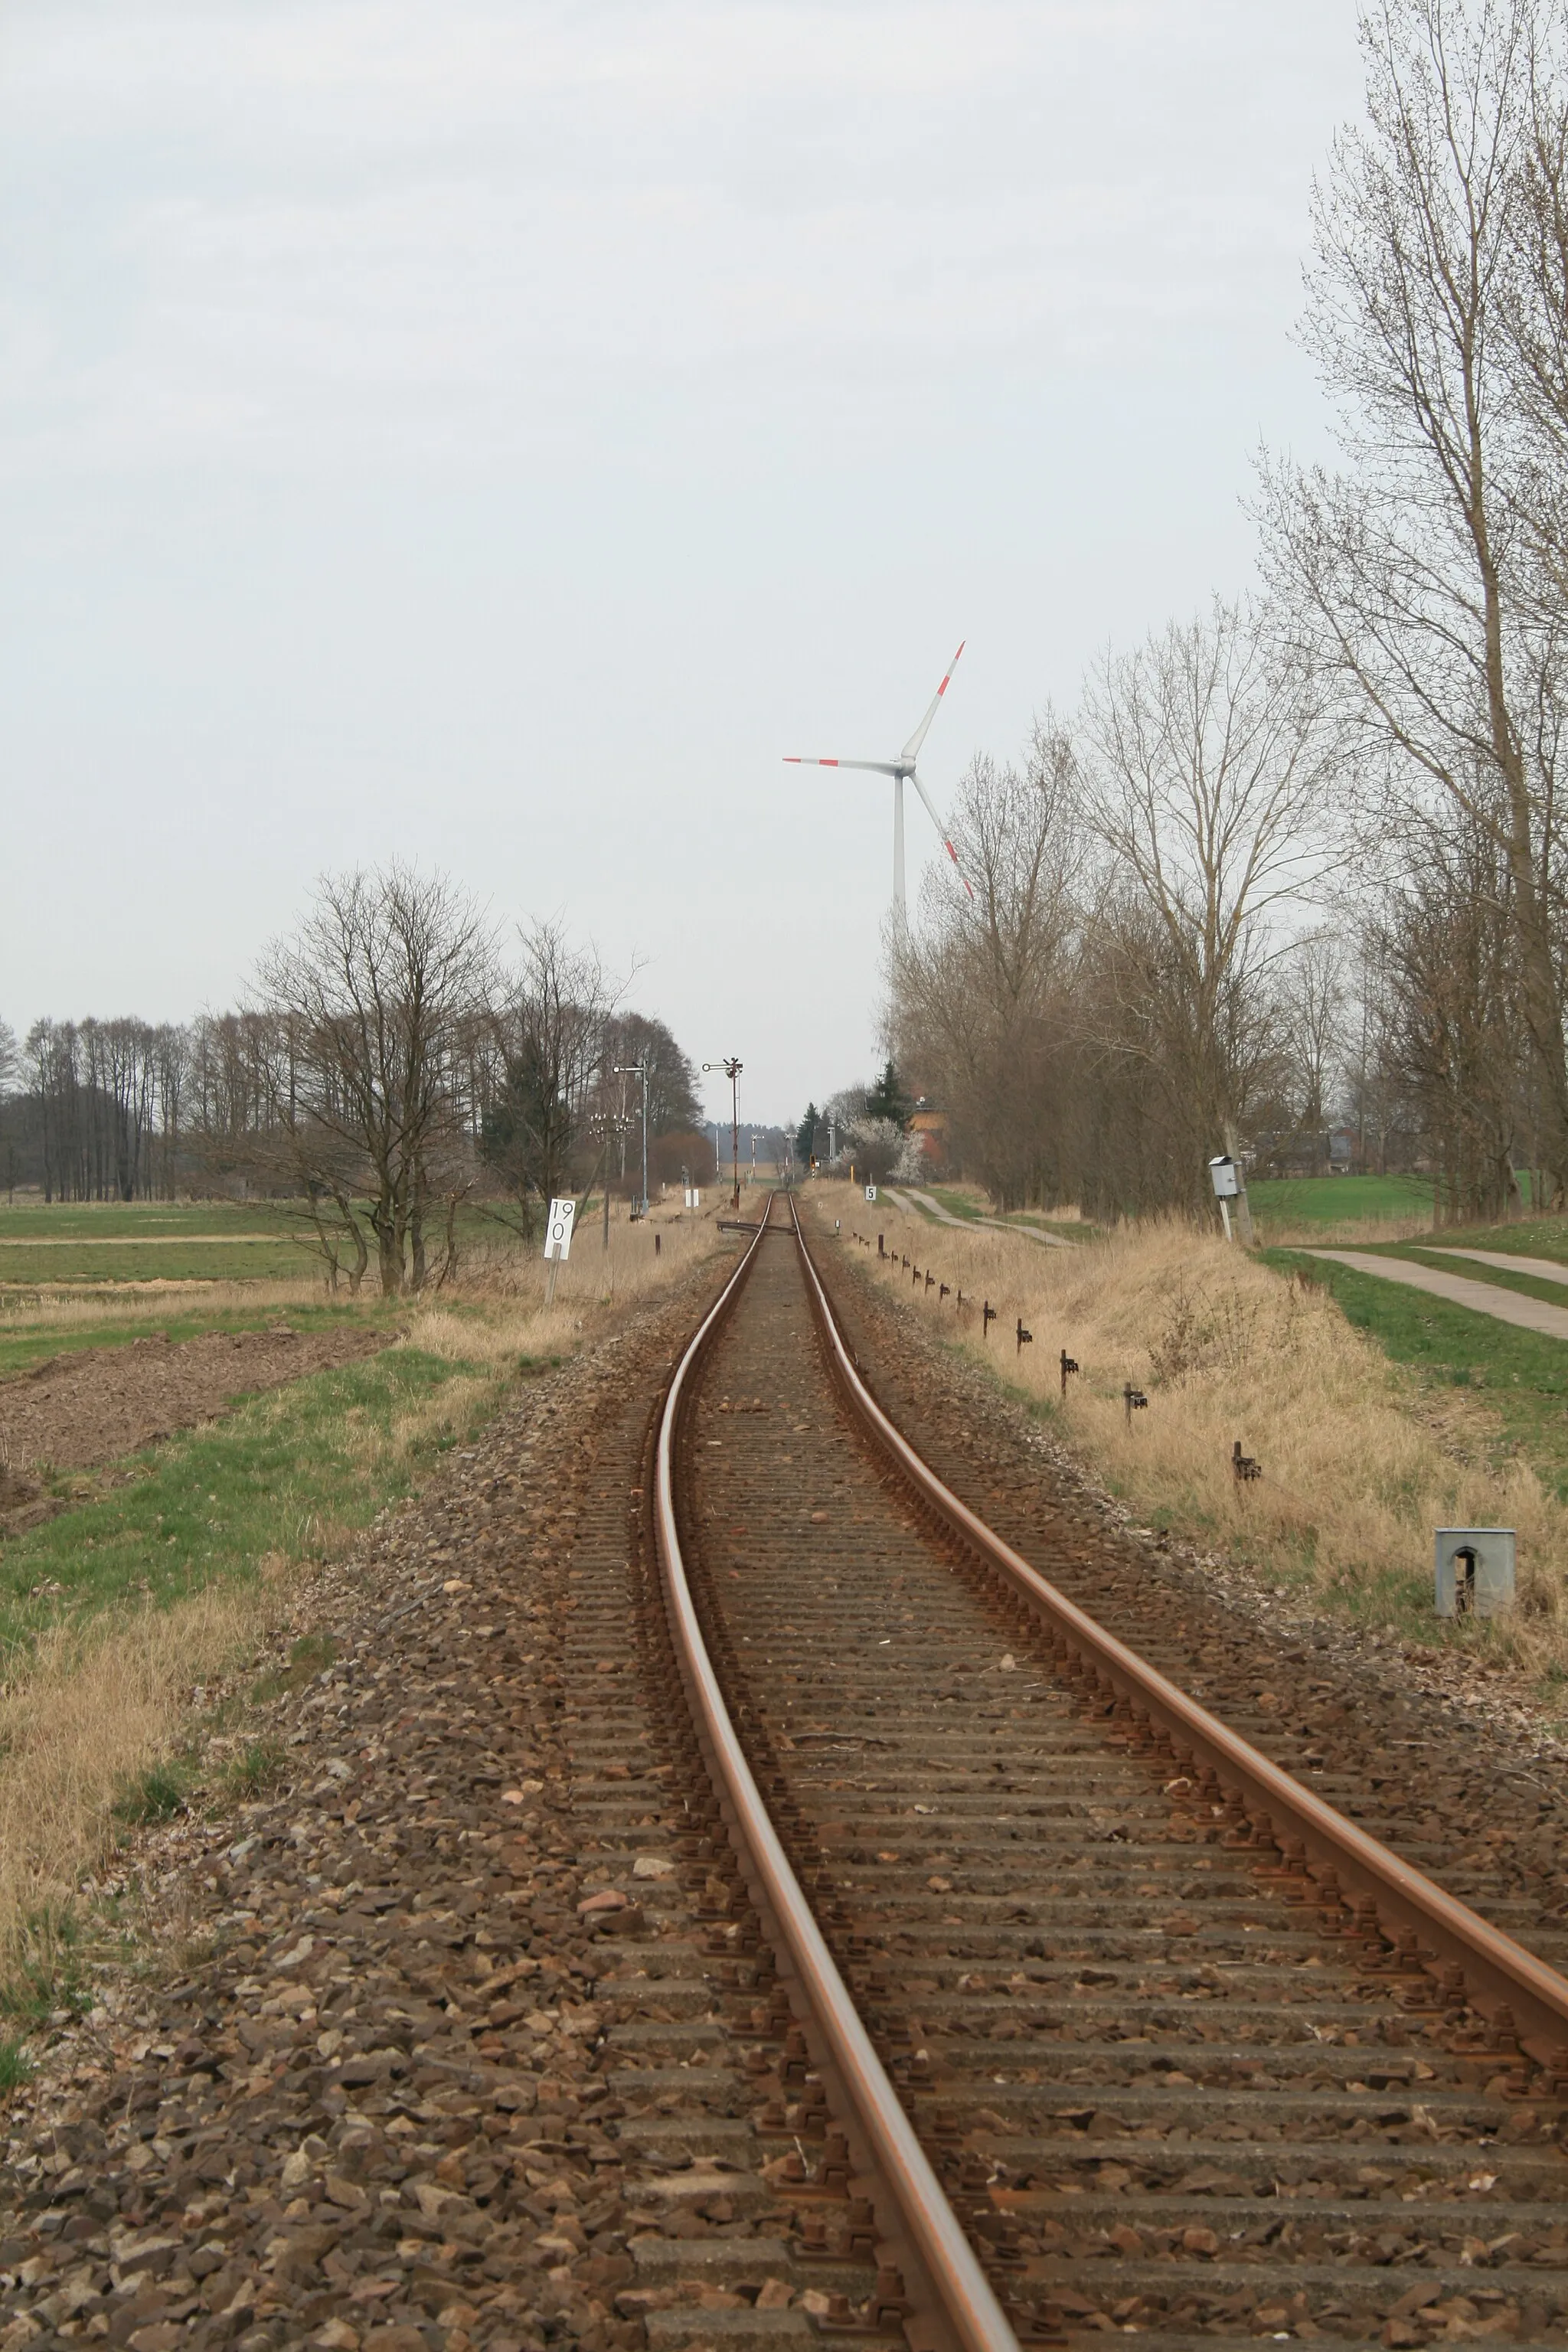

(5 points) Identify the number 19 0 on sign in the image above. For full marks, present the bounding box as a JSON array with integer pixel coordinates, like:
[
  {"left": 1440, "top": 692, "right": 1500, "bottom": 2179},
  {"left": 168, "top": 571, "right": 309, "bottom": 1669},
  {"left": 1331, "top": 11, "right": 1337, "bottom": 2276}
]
[{"left": 544, "top": 1197, "right": 577, "bottom": 1261}]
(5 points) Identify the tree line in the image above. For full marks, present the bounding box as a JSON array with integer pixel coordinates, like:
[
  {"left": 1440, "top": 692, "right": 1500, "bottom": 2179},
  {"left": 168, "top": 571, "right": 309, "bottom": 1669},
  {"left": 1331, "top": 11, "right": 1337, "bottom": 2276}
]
[
  {"left": 889, "top": 0, "right": 1568, "bottom": 1226},
  {"left": 0, "top": 869, "right": 711, "bottom": 1292},
  {"left": 792, "top": 1066, "right": 929, "bottom": 1186}
]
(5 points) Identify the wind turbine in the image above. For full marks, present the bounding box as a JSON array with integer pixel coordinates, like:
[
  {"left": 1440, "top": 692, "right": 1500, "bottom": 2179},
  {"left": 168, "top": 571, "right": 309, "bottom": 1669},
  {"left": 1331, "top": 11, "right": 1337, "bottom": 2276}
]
[{"left": 785, "top": 642, "right": 973, "bottom": 919}]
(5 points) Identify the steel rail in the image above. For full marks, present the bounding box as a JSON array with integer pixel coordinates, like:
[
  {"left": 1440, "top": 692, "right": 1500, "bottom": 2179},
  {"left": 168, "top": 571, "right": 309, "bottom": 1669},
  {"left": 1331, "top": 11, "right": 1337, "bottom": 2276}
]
[
  {"left": 789, "top": 1194, "right": 1568, "bottom": 2069},
  {"left": 652, "top": 1200, "right": 1020, "bottom": 2352}
]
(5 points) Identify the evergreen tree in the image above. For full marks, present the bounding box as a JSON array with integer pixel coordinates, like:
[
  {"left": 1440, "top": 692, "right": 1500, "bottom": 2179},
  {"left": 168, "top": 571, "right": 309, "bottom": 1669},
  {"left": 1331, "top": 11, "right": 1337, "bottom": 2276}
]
[
  {"left": 864, "top": 1060, "right": 911, "bottom": 1125},
  {"left": 794, "top": 1102, "right": 819, "bottom": 1165}
]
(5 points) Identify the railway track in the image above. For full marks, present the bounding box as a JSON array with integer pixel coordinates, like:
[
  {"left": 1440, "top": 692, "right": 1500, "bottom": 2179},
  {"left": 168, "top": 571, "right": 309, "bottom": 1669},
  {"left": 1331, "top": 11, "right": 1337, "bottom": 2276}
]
[{"left": 646, "top": 1191, "right": 1568, "bottom": 2352}]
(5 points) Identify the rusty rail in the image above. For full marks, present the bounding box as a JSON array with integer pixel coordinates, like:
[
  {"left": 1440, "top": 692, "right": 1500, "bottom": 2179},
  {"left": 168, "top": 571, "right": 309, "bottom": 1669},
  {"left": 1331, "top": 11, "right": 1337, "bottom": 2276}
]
[
  {"left": 652, "top": 1198, "right": 1019, "bottom": 2352},
  {"left": 789, "top": 1192, "right": 1568, "bottom": 2069}
]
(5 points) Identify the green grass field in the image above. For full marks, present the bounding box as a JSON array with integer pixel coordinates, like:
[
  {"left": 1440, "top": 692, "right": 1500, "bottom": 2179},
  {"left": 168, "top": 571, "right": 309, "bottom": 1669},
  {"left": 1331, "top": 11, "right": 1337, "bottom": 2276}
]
[
  {"left": 1401, "top": 1214, "right": 1568, "bottom": 1264},
  {"left": 1267, "top": 1205, "right": 1568, "bottom": 1504},
  {"left": 0, "top": 1202, "right": 290, "bottom": 1239},
  {"left": 0, "top": 1200, "right": 312, "bottom": 1284},
  {"left": 0, "top": 1202, "right": 503, "bottom": 1617},
  {"left": 0, "top": 1201, "right": 396, "bottom": 1377},
  {"left": 0, "top": 1239, "right": 315, "bottom": 1284},
  {"left": 0, "top": 1195, "right": 556, "bottom": 1305},
  {"left": 927, "top": 1185, "right": 984, "bottom": 1220},
  {"left": 923, "top": 1172, "right": 1436, "bottom": 1242},
  {"left": 1268, "top": 1245, "right": 1568, "bottom": 1500},
  {"left": 1296, "top": 1208, "right": 1568, "bottom": 1295},
  {"left": 1247, "top": 1173, "right": 1436, "bottom": 1232}
]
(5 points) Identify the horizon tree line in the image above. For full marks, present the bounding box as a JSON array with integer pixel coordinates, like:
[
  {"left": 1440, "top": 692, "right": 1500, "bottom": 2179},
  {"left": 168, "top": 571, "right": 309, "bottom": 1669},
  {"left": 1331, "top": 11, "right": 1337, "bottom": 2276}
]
[{"left": 0, "top": 873, "right": 710, "bottom": 1293}]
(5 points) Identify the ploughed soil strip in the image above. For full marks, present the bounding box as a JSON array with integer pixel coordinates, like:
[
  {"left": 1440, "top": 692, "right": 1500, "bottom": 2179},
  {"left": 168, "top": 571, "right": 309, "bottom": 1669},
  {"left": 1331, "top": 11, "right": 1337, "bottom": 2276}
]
[
  {"left": 0, "top": 1330, "right": 392, "bottom": 1531},
  {"left": 0, "top": 1256, "right": 889, "bottom": 2352}
]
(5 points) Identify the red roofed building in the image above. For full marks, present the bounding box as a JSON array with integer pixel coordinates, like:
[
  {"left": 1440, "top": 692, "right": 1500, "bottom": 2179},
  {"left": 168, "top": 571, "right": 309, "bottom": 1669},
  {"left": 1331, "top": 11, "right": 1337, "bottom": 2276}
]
[{"left": 908, "top": 1109, "right": 948, "bottom": 1173}]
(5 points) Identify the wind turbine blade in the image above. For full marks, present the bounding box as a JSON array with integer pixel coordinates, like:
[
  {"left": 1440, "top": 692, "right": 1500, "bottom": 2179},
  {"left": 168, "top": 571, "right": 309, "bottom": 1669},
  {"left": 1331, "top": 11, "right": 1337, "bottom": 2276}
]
[
  {"left": 782, "top": 757, "right": 902, "bottom": 774},
  {"left": 910, "top": 769, "right": 975, "bottom": 899},
  {"left": 899, "top": 640, "right": 965, "bottom": 764}
]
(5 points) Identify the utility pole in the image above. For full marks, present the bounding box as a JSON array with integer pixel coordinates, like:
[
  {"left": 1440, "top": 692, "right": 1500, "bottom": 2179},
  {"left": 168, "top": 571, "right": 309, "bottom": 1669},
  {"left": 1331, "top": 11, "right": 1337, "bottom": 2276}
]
[
  {"left": 614, "top": 1054, "right": 652, "bottom": 1218},
  {"left": 704, "top": 1057, "right": 744, "bottom": 1212}
]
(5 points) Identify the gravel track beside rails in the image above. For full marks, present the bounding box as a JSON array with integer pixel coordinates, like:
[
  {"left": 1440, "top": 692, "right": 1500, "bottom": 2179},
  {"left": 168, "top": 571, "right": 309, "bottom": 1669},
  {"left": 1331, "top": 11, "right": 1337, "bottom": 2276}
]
[
  {"left": 0, "top": 1256, "right": 887, "bottom": 2352},
  {"left": 669, "top": 1210, "right": 1568, "bottom": 2349}
]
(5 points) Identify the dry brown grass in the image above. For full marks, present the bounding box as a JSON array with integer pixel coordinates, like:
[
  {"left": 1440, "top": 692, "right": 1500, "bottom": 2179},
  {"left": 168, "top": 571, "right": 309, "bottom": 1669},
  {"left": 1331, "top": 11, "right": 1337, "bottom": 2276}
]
[
  {"left": 815, "top": 1186, "right": 1568, "bottom": 1681},
  {"left": 388, "top": 1208, "right": 725, "bottom": 1462},
  {"left": 0, "top": 1580, "right": 272, "bottom": 1946},
  {"left": 442, "top": 1198, "right": 720, "bottom": 1314}
]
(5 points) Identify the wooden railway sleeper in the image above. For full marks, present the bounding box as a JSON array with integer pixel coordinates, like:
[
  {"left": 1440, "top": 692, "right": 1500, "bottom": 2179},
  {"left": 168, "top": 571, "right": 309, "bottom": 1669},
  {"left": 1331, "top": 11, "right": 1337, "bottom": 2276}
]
[
  {"left": 789, "top": 1192, "right": 1568, "bottom": 2066},
  {"left": 654, "top": 1197, "right": 1020, "bottom": 2352}
]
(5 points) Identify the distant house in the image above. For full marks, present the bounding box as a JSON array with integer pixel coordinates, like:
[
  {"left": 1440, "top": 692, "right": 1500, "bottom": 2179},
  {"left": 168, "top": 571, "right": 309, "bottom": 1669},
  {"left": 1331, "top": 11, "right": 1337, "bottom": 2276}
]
[
  {"left": 1263, "top": 1125, "right": 1361, "bottom": 1177},
  {"left": 909, "top": 1110, "right": 948, "bottom": 1171}
]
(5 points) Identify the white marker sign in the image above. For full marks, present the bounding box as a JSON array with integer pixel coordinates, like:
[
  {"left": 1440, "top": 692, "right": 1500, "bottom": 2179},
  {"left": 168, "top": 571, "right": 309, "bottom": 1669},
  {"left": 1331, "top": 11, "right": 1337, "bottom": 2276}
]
[
  {"left": 864, "top": 1184, "right": 877, "bottom": 1202},
  {"left": 543, "top": 1197, "right": 577, "bottom": 1261}
]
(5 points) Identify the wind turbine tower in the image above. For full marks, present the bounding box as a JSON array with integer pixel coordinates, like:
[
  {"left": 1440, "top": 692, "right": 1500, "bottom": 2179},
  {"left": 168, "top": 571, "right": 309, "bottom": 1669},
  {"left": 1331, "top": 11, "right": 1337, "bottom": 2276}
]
[{"left": 785, "top": 643, "right": 972, "bottom": 920}]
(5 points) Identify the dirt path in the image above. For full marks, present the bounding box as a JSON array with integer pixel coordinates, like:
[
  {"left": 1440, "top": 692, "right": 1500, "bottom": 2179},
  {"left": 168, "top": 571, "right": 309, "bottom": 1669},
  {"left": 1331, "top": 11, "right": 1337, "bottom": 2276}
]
[
  {"left": 882, "top": 1185, "right": 1067, "bottom": 1246},
  {"left": 1430, "top": 1246, "right": 1568, "bottom": 1285},
  {"left": 1302, "top": 1246, "right": 1568, "bottom": 1339}
]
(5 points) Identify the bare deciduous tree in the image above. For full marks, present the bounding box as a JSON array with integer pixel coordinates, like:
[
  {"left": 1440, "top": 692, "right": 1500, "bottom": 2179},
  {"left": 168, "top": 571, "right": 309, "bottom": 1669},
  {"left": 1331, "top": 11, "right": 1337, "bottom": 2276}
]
[
  {"left": 1078, "top": 599, "right": 1334, "bottom": 1197},
  {"left": 1260, "top": 0, "right": 1568, "bottom": 1194},
  {"left": 1379, "top": 802, "right": 1528, "bottom": 1214},
  {"left": 1281, "top": 933, "right": 1348, "bottom": 1140},
  {"left": 253, "top": 866, "right": 495, "bottom": 1295},
  {"left": 889, "top": 726, "right": 1081, "bottom": 1207}
]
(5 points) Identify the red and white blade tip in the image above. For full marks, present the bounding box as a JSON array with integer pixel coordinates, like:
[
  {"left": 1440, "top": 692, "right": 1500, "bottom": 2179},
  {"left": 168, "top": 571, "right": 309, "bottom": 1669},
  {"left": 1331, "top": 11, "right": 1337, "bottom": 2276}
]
[
  {"left": 782, "top": 756, "right": 839, "bottom": 766},
  {"left": 938, "top": 642, "right": 965, "bottom": 695}
]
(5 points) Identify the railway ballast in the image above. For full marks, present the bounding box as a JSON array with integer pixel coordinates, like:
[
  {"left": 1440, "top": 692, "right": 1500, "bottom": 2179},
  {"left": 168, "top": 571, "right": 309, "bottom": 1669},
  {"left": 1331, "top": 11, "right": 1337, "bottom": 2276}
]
[{"left": 651, "top": 1192, "right": 1568, "bottom": 2351}]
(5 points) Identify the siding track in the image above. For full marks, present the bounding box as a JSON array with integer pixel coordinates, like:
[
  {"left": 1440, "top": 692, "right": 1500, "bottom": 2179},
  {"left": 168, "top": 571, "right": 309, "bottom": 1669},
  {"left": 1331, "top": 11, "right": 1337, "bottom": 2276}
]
[{"left": 651, "top": 1194, "right": 1568, "bottom": 2352}]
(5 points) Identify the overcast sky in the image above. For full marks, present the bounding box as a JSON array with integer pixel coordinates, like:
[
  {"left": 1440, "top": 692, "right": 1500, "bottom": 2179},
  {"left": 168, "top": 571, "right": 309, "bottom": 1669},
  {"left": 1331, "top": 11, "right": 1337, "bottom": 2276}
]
[{"left": 0, "top": 0, "right": 1364, "bottom": 1127}]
